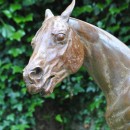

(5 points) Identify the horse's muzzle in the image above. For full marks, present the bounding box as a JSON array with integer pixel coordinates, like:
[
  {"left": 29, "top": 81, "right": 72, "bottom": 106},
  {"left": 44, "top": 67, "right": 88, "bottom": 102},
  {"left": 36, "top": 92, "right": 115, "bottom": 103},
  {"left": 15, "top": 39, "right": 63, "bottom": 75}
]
[{"left": 23, "top": 66, "right": 43, "bottom": 94}]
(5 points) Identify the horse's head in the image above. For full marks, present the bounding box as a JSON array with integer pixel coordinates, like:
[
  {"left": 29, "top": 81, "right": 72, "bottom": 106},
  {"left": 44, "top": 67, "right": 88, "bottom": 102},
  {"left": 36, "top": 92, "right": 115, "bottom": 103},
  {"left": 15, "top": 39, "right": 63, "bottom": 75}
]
[{"left": 23, "top": 0, "right": 84, "bottom": 95}]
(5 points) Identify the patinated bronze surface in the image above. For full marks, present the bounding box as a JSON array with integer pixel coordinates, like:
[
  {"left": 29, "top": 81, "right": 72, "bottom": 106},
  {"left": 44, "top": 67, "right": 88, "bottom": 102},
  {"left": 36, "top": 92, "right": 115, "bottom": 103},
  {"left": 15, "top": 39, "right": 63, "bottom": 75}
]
[{"left": 23, "top": 0, "right": 130, "bottom": 129}]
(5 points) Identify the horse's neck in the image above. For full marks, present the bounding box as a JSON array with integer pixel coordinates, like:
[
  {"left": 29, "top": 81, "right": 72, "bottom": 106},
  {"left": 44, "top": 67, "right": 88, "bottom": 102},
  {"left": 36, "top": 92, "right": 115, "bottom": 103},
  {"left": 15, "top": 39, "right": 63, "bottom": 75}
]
[{"left": 69, "top": 17, "right": 130, "bottom": 102}]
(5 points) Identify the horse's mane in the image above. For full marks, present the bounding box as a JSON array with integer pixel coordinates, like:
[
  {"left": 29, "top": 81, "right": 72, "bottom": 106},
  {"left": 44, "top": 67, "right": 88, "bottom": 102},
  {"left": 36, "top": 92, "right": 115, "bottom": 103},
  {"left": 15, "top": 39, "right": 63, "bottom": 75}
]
[{"left": 69, "top": 17, "right": 130, "bottom": 59}]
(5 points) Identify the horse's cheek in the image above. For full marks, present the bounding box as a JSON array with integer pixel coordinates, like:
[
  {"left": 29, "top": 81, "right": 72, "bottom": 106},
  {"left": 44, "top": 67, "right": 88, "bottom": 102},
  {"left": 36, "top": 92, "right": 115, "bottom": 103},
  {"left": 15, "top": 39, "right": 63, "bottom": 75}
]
[
  {"left": 72, "top": 38, "right": 84, "bottom": 73},
  {"left": 66, "top": 35, "right": 84, "bottom": 73}
]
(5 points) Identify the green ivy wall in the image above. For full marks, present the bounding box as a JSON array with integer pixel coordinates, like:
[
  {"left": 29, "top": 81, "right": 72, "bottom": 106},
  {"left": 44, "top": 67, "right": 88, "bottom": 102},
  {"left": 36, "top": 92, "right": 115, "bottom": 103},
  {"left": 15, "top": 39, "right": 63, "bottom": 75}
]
[{"left": 0, "top": 0, "right": 130, "bottom": 130}]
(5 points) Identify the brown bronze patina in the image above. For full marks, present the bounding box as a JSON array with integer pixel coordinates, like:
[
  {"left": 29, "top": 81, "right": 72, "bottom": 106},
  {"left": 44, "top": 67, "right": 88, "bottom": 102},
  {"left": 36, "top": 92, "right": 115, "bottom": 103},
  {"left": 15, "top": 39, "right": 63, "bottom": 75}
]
[{"left": 23, "top": 0, "right": 130, "bottom": 129}]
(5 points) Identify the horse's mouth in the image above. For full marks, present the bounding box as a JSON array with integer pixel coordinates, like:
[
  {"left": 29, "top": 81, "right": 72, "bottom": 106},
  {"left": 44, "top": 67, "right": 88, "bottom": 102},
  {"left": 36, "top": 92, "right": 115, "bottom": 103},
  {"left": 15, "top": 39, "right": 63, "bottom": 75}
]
[
  {"left": 26, "top": 70, "right": 68, "bottom": 95},
  {"left": 42, "top": 75, "right": 56, "bottom": 95},
  {"left": 26, "top": 75, "right": 55, "bottom": 95}
]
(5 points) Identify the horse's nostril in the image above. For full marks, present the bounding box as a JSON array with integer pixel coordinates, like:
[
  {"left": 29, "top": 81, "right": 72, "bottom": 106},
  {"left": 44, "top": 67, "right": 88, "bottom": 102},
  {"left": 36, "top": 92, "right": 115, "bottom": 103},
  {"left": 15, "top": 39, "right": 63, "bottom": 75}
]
[
  {"left": 30, "top": 67, "right": 43, "bottom": 79},
  {"left": 35, "top": 67, "right": 42, "bottom": 75}
]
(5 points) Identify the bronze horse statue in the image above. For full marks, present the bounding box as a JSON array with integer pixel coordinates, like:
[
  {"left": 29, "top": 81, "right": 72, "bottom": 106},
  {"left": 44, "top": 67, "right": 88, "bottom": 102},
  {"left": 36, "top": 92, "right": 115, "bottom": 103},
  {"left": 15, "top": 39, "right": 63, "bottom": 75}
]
[{"left": 23, "top": 0, "right": 130, "bottom": 129}]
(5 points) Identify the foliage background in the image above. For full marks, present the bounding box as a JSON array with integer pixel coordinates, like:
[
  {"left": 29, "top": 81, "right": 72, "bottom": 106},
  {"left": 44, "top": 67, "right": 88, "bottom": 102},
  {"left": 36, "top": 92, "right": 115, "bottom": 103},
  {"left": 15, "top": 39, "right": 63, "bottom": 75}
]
[{"left": 0, "top": 0, "right": 130, "bottom": 130}]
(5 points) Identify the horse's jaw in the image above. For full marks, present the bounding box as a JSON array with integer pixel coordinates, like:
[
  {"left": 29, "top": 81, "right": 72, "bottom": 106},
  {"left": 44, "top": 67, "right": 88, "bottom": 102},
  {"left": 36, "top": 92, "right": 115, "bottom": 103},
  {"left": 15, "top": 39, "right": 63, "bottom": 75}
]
[{"left": 23, "top": 64, "right": 69, "bottom": 95}]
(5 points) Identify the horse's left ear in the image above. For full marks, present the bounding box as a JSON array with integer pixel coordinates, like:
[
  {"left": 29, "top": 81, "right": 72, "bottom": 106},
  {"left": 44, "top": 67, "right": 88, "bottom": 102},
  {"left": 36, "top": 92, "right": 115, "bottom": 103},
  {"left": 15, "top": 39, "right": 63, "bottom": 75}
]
[
  {"left": 61, "top": 0, "right": 75, "bottom": 22},
  {"left": 45, "top": 9, "right": 54, "bottom": 20}
]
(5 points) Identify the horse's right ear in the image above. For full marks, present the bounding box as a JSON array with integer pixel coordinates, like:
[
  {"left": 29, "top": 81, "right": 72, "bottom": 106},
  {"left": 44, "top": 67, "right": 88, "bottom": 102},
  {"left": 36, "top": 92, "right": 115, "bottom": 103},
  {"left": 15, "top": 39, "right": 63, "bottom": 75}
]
[
  {"left": 45, "top": 9, "right": 54, "bottom": 20},
  {"left": 61, "top": 0, "right": 75, "bottom": 22}
]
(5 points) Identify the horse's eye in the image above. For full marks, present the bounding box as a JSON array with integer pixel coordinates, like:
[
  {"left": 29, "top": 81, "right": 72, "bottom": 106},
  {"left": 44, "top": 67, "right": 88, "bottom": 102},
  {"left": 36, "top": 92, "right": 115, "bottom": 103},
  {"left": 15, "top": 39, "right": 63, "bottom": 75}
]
[{"left": 56, "top": 33, "right": 65, "bottom": 41}]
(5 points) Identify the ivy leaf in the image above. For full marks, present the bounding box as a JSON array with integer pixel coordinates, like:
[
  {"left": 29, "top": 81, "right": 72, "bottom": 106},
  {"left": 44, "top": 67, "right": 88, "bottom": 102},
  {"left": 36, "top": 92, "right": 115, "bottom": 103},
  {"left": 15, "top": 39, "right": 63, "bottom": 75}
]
[
  {"left": 11, "top": 124, "right": 30, "bottom": 130},
  {"left": 73, "top": 5, "right": 93, "bottom": 17},
  {"left": 7, "top": 114, "right": 15, "bottom": 121},
  {"left": 10, "top": 30, "right": 25, "bottom": 41},
  {"left": 22, "top": 0, "right": 36, "bottom": 6},
  {"left": 12, "top": 66, "right": 23, "bottom": 74},
  {"left": 45, "top": 93, "right": 55, "bottom": 99},
  {"left": 8, "top": 46, "right": 25, "bottom": 57},
  {"left": 13, "top": 103, "right": 23, "bottom": 111},
  {"left": 109, "top": 7, "right": 120, "bottom": 15},
  {"left": 10, "top": 3, "right": 22, "bottom": 12},
  {"left": 2, "top": 10, "right": 12, "bottom": 18},
  {"left": 55, "top": 114, "right": 63, "bottom": 123},
  {"left": 73, "top": 84, "right": 85, "bottom": 94},
  {"left": 0, "top": 0, "right": 4, "bottom": 4},
  {"left": 123, "top": 35, "right": 130, "bottom": 43},
  {"left": 14, "top": 13, "right": 33, "bottom": 23},
  {"left": 2, "top": 63, "right": 12, "bottom": 70},
  {"left": 106, "top": 0, "right": 112, "bottom": 5},
  {"left": 24, "top": 13, "right": 33, "bottom": 22},
  {"left": 1, "top": 24, "right": 15, "bottom": 38},
  {"left": 107, "top": 24, "right": 120, "bottom": 33}
]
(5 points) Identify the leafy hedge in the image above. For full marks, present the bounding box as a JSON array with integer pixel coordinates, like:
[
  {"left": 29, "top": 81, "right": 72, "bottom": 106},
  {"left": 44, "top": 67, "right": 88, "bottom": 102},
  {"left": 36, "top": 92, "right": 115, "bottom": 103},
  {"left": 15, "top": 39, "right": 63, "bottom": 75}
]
[{"left": 0, "top": 0, "right": 130, "bottom": 130}]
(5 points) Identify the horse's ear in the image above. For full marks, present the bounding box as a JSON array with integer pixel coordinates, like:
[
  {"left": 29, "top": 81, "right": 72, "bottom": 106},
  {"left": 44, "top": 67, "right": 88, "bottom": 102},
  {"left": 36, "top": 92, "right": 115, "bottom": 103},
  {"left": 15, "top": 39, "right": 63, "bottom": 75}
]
[
  {"left": 61, "top": 0, "right": 75, "bottom": 22},
  {"left": 45, "top": 9, "right": 54, "bottom": 20}
]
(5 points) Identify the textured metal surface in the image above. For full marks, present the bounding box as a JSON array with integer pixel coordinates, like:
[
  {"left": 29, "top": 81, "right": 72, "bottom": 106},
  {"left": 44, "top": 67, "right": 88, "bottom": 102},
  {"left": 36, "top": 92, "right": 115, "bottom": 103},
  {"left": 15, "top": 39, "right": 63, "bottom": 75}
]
[{"left": 23, "top": 0, "right": 130, "bottom": 129}]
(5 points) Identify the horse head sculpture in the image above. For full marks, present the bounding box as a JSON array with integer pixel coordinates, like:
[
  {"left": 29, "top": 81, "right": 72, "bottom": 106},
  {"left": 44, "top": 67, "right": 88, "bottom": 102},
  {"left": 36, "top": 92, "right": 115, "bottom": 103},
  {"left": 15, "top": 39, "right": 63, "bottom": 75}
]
[
  {"left": 23, "top": 0, "right": 84, "bottom": 95},
  {"left": 23, "top": 0, "right": 130, "bottom": 129}
]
